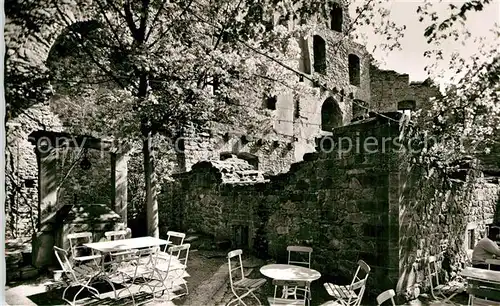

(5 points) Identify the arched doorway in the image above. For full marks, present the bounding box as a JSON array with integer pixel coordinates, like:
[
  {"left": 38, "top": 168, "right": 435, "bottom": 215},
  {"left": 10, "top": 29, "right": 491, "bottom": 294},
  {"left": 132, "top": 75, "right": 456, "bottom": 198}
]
[{"left": 321, "top": 97, "right": 343, "bottom": 131}]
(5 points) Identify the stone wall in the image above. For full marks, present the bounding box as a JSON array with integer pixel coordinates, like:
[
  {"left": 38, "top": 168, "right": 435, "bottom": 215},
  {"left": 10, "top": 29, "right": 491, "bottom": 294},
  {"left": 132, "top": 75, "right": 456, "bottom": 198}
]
[
  {"left": 5, "top": 104, "right": 63, "bottom": 239},
  {"left": 396, "top": 156, "right": 500, "bottom": 299},
  {"left": 161, "top": 112, "right": 500, "bottom": 301},
  {"left": 369, "top": 65, "right": 441, "bottom": 112},
  {"left": 179, "top": 122, "right": 296, "bottom": 175},
  {"left": 160, "top": 114, "right": 403, "bottom": 297}
]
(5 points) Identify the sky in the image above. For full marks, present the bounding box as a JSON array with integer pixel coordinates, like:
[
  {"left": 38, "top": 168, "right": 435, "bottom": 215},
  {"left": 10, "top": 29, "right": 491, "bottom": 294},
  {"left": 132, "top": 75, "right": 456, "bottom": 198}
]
[{"left": 349, "top": 0, "right": 500, "bottom": 85}]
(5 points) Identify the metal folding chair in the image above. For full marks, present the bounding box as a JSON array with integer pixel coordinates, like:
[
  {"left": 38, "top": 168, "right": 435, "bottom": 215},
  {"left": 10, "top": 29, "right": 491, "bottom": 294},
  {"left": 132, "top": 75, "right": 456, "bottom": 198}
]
[
  {"left": 150, "top": 243, "right": 191, "bottom": 301},
  {"left": 268, "top": 279, "right": 309, "bottom": 306},
  {"left": 54, "top": 246, "right": 101, "bottom": 306},
  {"left": 105, "top": 229, "right": 129, "bottom": 241},
  {"left": 67, "top": 232, "right": 101, "bottom": 267},
  {"left": 323, "top": 260, "right": 370, "bottom": 306},
  {"left": 427, "top": 255, "right": 465, "bottom": 304},
  {"left": 285, "top": 246, "right": 313, "bottom": 302},
  {"left": 227, "top": 249, "right": 266, "bottom": 306},
  {"left": 157, "top": 231, "right": 186, "bottom": 259},
  {"left": 166, "top": 231, "right": 186, "bottom": 246},
  {"left": 287, "top": 246, "right": 313, "bottom": 268},
  {"left": 107, "top": 248, "right": 158, "bottom": 306}
]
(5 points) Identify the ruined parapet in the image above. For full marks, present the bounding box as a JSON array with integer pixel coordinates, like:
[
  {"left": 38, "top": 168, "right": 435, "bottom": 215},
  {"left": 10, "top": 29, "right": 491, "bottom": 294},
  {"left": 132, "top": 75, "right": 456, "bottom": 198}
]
[{"left": 193, "top": 157, "right": 268, "bottom": 185}]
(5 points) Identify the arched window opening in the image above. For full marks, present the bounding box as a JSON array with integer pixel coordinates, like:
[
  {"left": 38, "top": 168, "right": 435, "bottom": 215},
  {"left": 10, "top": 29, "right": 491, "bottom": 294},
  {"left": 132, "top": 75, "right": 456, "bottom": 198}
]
[
  {"left": 348, "top": 54, "right": 360, "bottom": 86},
  {"left": 321, "top": 97, "right": 343, "bottom": 131},
  {"left": 330, "top": 3, "right": 343, "bottom": 32},
  {"left": 313, "top": 35, "right": 327, "bottom": 75},
  {"left": 398, "top": 100, "right": 416, "bottom": 111}
]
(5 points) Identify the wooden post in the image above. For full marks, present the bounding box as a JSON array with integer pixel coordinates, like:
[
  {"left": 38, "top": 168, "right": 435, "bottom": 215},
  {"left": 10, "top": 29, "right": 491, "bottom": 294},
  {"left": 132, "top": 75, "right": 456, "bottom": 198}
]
[{"left": 111, "top": 153, "right": 128, "bottom": 225}]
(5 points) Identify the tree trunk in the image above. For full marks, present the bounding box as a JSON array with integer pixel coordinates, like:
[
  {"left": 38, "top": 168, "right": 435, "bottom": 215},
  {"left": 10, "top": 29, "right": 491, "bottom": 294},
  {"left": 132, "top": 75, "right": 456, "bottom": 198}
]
[{"left": 143, "top": 131, "right": 159, "bottom": 238}]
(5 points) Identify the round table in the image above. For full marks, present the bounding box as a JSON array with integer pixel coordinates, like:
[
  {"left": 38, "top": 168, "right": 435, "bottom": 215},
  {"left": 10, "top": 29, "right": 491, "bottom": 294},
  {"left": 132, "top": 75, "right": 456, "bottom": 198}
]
[{"left": 260, "top": 264, "right": 321, "bottom": 281}]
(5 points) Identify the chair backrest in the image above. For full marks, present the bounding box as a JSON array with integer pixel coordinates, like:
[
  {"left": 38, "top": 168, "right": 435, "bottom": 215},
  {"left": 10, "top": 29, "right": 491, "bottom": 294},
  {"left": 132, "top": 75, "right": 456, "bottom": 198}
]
[
  {"left": 111, "top": 248, "right": 155, "bottom": 277},
  {"left": 53, "top": 246, "right": 78, "bottom": 282},
  {"left": 169, "top": 243, "right": 190, "bottom": 267},
  {"left": 272, "top": 279, "right": 308, "bottom": 304},
  {"left": 67, "top": 232, "right": 93, "bottom": 258},
  {"left": 167, "top": 231, "right": 186, "bottom": 246},
  {"left": 376, "top": 289, "right": 396, "bottom": 306},
  {"left": 227, "top": 249, "right": 245, "bottom": 289},
  {"left": 287, "top": 245, "right": 313, "bottom": 268},
  {"left": 105, "top": 230, "right": 128, "bottom": 241},
  {"left": 350, "top": 260, "right": 370, "bottom": 286},
  {"left": 348, "top": 260, "right": 371, "bottom": 306},
  {"left": 427, "top": 256, "right": 440, "bottom": 288}
]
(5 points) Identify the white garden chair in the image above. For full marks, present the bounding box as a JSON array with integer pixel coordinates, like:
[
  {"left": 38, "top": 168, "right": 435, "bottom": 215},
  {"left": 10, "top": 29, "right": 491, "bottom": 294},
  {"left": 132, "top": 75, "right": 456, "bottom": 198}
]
[
  {"left": 67, "top": 232, "right": 101, "bottom": 265},
  {"left": 157, "top": 231, "right": 186, "bottom": 260},
  {"left": 105, "top": 229, "right": 129, "bottom": 241},
  {"left": 54, "top": 246, "right": 101, "bottom": 306},
  {"left": 323, "top": 260, "right": 370, "bottom": 306},
  {"left": 150, "top": 243, "right": 191, "bottom": 300},
  {"left": 427, "top": 255, "right": 465, "bottom": 304},
  {"left": 227, "top": 249, "right": 266, "bottom": 306},
  {"left": 166, "top": 231, "right": 186, "bottom": 246},
  {"left": 376, "top": 289, "right": 396, "bottom": 306},
  {"left": 268, "top": 279, "right": 309, "bottom": 306},
  {"left": 105, "top": 229, "right": 135, "bottom": 259},
  {"left": 287, "top": 246, "right": 313, "bottom": 268},
  {"left": 107, "top": 248, "right": 158, "bottom": 305},
  {"left": 284, "top": 246, "right": 313, "bottom": 302}
]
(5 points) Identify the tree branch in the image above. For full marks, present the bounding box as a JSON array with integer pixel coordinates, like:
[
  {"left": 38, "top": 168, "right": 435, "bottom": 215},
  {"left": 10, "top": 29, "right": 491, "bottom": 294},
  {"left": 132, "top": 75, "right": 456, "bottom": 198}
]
[
  {"left": 144, "top": 0, "right": 170, "bottom": 43},
  {"left": 123, "top": 0, "right": 140, "bottom": 42},
  {"left": 138, "top": 0, "right": 150, "bottom": 43},
  {"left": 95, "top": 0, "right": 126, "bottom": 50},
  {"left": 148, "top": 0, "right": 195, "bottom": 49}
]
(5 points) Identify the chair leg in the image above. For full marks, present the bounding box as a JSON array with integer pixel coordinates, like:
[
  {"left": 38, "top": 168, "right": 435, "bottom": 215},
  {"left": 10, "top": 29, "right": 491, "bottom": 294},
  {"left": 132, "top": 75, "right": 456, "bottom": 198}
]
[
  {"left": 83, "top": 285, "right": 100, "bottom": 299},
  {"left": 249, "top": 291, "right": 262, "bottom": 305},
  {"left": 72, "top": 286, "right": 86, "bottom": 306},
  {"left": 62, "top": 285, "right": 73, "bottom": 306},
  {"left": 227, "top": 288, "right": 250, "bottom": 306}
]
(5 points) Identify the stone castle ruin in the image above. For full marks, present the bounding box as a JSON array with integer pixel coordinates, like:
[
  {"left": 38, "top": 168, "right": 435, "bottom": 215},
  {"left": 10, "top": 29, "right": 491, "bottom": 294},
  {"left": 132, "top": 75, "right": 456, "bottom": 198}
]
[{"left": 7, "top": 0, "right": 496, "bottom": 300}]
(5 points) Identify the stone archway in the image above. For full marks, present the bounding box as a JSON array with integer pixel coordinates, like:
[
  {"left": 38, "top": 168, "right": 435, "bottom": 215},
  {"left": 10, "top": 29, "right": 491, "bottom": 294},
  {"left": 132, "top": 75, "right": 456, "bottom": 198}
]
[
  {"left": 7, "top": 5, "right": 94, "bottom": 72},
  {"left": 321, "top": 97, "right": 343, "bottom": 131}
]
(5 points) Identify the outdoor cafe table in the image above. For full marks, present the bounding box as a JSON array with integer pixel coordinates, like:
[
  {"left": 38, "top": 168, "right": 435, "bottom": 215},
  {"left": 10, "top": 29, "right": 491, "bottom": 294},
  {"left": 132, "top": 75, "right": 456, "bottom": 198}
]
[
  {"left": 84, "top": 236, "right": 170, "bottom": 253},
  {"left": 260, "top": 264, "right": 322, "bottom": 282},
  {"left": 83, "top": 236, "right": 171, "bottom": 301},
  {"left": 260, "top": 263, "right": 321, "bottom": 301}
]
